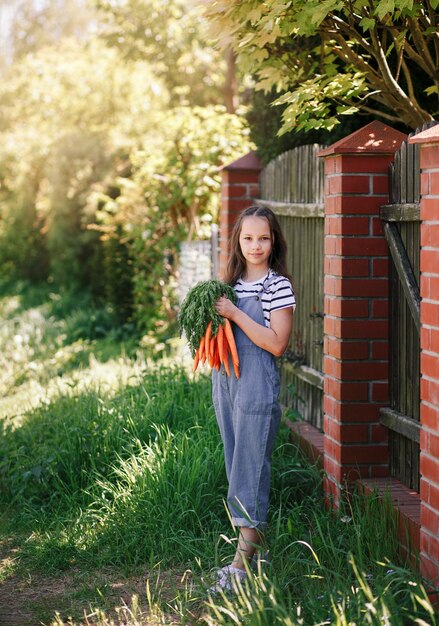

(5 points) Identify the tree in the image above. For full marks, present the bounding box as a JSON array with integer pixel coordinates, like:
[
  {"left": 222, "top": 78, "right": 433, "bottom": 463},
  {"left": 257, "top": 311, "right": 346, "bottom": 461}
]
[
  {"left": 94, "top": 0, "right": 237, "bottom": 109},
  {"left": 203, "top": 0, "right": 439, "bottom": 133},
  {"left": 0, "top": 0, "right": 95, "bottom": 64}
]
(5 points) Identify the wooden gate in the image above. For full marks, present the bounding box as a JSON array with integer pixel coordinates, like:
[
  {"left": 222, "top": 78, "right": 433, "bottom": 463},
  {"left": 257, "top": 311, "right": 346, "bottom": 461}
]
[
  {"left": 259, "top": 145, "right": 324, "bottom": 429},
  {"left": 379, "top": 123, "right": 436, "bottom": 491}
]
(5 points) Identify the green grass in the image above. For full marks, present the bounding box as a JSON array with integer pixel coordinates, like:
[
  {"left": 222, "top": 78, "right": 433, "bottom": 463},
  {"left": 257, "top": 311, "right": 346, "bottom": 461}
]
[{"left": 0, "top": 284, "right": 437, "bottom": 626}]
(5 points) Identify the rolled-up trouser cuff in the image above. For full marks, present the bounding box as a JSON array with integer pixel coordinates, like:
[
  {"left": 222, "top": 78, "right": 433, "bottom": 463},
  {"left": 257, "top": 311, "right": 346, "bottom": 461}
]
[{"left": 231, "top": 516, "right": 267, "bottom": 531}]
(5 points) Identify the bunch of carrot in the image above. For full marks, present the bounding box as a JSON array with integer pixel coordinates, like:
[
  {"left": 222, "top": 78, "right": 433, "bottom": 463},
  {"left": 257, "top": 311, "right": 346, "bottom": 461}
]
[
  {"left": 178, "top": 279, "right": 240, "bottom": 378},
  {"left": 192, "top": 318, "right": 239, "bottom": 377}
]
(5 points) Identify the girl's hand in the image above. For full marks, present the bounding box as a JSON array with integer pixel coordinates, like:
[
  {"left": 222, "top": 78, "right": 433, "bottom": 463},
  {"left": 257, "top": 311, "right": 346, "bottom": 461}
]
[{"left": 215, "top": 296, "right": 238, "bottom": 320}]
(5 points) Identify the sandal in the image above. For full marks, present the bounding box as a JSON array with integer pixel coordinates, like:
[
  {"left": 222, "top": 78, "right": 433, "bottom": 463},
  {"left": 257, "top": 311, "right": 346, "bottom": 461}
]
[{"left": 207, "top": 565, "right": 247, "bottom": 595}]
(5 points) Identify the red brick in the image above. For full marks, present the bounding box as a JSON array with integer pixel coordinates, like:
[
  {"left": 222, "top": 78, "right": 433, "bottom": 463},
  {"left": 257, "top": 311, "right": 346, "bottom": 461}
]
[
  {"left": 225, "top": 171, "right": 260, "bottom": 184},
  {"left": 421, "top": 275, "right": 439, "bottom": 300},
  {"left": 326, "top": 378, "right": 369, "bottom": 401},
  {"left": 222, "top": 184, "right": 247, "bottom": 198},
  {"left": 323, "top": 196, "right": 341, "bottom": 214},
  {"left": 341, "top": 424, "right": 370, "bottom": 442},
  {"left": 421, "top": 352, "right": 439, "bottom": 379},
  {"left": 323, "top": 394, "right": 336, "bottom": 416},
  {"left": 340, "top": 154, "right": 394, "bottom": 174},
  {"left": 337, "top": 319, "right": 389, "bottom": 339},
  {"left": 338, "top": 196, "right": 387, "bottom": 215},
  {"left": 334, "top": 401, "right": 379, "bottom": 424},
  {"left": 372, "top": 258, "right": 389, "bottom": 276},
  {"left": 421, "top": 172, "right": 430, "bottom": 195},
  {"left": 421, "top": 197, "right": 439, "bottom": 221},
  {"left": 371, "top": 341, "right": 389, "bottom": 359},
  {"left": 339, "top": 278, "right": 388, "bottom": 297},
  {"left": 339, "top": 403, "right": 382, "bottom": 422},
  {"left": 372, "top": 174, "right": 389, "bottom": 194},
  {"left": 370, "top": 424, "right": 388, "bottom": 443},
  {"left": 341, "top": 238, "right": 388, "bottom": 256},
  {"left": 420, "top": 553, "right": 439, "bottom": 586},
  {"left": 370, "top": 465, "right": 390, "bottom": 478},
  {"left": 422, "top": 327, "right": 439, "bottom": 353},
  {"left": 340, "top": 175, "right": 371, "bottom": 194},
  {"left": 222, "top": 198, "right": 255, "bottom": 213},
  {"left": 324, "top": 316, "right": 337, "bottom": 336},
  {"left": 340, "top": 444, "right": 388, "bottom": 464},
  {"left": 328, "top": 299, "right": 369, "bottom": 318},
  {"left": 421, "top": 403, "right": 439, "bottom": 430},
  {"left": 420, "top": 144, "right": 439, "bottom": 170},
  {"left": 328, "top": 257, "right": 370, "bottom": 276},
  {"left": 371, "top": 217, "right": 385, "bottom": 236},
  {"left": 372, "top": 299, "right": 389, "bottom": 318},
  {"left": 430, "top": 432, "right": 439, "bottom": 458},
  {"left": 323, "top": 454, "right": 342, "bottom": 481},
  {"left": 324, "top": 237, "right": 339, "bottom": 255},
  {"left": 421, "top": 301, "right": 439, "bottom": 326},
  {"left": 429, "top": 483, "right": 439, "bottom": 509},
  {"left": 421, "top": 377, "right": 439, "bottom": 406},
  {"left": 327, "top": 216, "right": 370, "bottom": 235},
  {"left": 324, "top": 156, "right": 337, "bottom": 175},
  {"left": 340, "top": 361, "right": 388, "bottom": 380},
  {"left": 430, "top": 172, "right": 439, "bottom": 196},
  {"left": 420, "top": 504, "right": 439, "bottom": 535},
  {"left": 371, "top": 381, "right": 389, "bottom": 402},
  {"left": 324, "top": 276, "right": 337, "bottom": 296},
  {"left": 326, "top": 337, "right": 369, "bottom": 360},
  {"left": 429, "top": 328, "right": 439, "bottom": 352},
  {"left": 420, "top": 453, "right": 439, "bottom": 484},
  {"left": 248, "top": 184, "right": 260, "bottom": 198},
  {"left": 421, "top": 249, "right": 439, "bottom": 275},
  {"left": 421, "top": 223, "right": 439, "bottom": 247},
  {"left": 324, "top": 355, "right": 338, "bottom": 378},
  {"left": 324, "top": 436, "right": 342, "bottom": 462}
]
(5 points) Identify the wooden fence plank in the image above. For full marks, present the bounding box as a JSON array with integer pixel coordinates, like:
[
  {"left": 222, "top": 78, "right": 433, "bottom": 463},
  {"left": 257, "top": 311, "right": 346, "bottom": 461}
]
[{"left": 383, "top": 222, "right": 420, "bottom": 331}]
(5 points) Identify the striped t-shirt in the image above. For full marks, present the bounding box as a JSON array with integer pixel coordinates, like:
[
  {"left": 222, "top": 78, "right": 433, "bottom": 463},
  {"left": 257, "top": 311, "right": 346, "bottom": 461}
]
[{"left": 234, "top": 270, "right": 296, "bottom": 328}]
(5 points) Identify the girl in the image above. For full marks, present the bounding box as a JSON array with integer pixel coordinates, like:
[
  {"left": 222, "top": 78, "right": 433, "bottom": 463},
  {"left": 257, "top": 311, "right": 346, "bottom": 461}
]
[{"left": 209, "top": 205, "right": 295, "bottom": 594}]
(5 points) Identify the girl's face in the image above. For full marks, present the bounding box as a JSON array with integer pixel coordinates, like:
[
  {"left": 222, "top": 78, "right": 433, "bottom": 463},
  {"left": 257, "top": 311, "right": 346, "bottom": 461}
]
[{"left": 239, "top": 215, "right": 273, "bottom": 275}]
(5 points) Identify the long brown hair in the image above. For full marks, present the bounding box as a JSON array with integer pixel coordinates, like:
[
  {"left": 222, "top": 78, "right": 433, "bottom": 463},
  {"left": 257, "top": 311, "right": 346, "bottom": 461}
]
[{"left": 224, "top": 205, "right": 293, "bottom": 286}]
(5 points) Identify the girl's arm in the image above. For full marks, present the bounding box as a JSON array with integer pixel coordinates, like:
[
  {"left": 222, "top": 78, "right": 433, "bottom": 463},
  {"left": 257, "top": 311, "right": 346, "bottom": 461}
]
[{"left": 215, "top": 296, "right": 293, "bottom": 357}]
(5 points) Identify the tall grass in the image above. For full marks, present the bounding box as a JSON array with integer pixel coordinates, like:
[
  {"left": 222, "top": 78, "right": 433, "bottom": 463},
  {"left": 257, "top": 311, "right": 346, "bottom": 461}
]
[{"left": 0, "top": 285, "right": 437, "bottom": 625}]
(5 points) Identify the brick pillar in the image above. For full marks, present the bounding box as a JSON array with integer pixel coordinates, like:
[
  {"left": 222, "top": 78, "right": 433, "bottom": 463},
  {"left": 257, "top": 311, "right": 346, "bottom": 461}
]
[
  {"left": 219, "top": 152, "right": 261, "bottom": 278},
  {"left": 409, "top": 127, "right": 439, "bottom": 588},
  {"left": 319, "top": 121, "right": 407, "bottom": 506}
]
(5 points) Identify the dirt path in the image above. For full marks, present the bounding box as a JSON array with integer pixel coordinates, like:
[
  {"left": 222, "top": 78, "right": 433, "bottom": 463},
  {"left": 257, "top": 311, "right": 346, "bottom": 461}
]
[{"left": 0, "top": 539, "right": 202, "bottom": 626}]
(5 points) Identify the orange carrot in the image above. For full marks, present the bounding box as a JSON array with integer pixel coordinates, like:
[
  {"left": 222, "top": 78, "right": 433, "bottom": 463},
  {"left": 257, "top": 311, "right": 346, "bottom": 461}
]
[
  {"left": 213, "top": 341, "right": 221, "bottom": 371},
  {"left": 217, "top": 323, "right": 225, "bottom": 363},
  {"left": 221, "top": 329, "right": 231, "bottom": 376},
  {"left": 193, "top": 348, "right": 200, "bottom": 372},
  {"left": 210, "top": 333, "right": 216, "bottom": 361},
  {"left": 204, "top": 321, "right": 212, "bottom": 361},
  {"left": 198, "top": 334, "right": 205, "bottom": 363},
  {"left": 224, "top": 319, "right": 239, "bottom": 378}
]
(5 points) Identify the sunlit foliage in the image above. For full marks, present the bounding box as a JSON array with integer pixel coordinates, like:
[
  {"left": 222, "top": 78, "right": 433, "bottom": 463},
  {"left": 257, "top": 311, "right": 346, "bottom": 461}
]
[
  {"left": 203, "top": 0, "right": 439, "bottom": 133},
  {"left": 0, "top": 1, "right": 252, "bottom": 335}
]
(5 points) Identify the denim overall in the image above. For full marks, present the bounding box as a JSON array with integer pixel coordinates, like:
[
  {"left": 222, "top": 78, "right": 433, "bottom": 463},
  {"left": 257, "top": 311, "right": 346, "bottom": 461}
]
[{"left": 212, "top": 280, "right": 282, "bottom": 530}]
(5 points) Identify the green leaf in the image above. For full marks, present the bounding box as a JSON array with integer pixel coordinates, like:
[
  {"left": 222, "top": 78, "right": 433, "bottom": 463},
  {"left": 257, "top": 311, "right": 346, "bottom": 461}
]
[
  {"left": 359, "top": 17, "right": 376, "bottom": 31},
  {"left": 375, "top": 0, "right": 395, "bottom": 20}
]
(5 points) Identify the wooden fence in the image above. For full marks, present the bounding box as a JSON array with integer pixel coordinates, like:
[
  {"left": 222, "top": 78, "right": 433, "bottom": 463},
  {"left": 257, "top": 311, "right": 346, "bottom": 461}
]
[
  {"left": 259, "top": 145, "right": 324, "bottom": 428},
  {"left": 379, "top": 122, "right": 437, "bottom": 491}
]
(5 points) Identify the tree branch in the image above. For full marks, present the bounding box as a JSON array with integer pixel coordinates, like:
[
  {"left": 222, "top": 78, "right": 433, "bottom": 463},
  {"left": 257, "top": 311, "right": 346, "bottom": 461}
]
[
  {"left": 406, "top": 16, "right": 437, "bottom": 78},
  {"left": 425, "top": 0, "right": 439, "bottom": 70},
  {"left": 388, "top": 25, "right": 432, "bottom": 78},
  {"left": 369, "top": 26, "right": 428, "bottom": 127}
]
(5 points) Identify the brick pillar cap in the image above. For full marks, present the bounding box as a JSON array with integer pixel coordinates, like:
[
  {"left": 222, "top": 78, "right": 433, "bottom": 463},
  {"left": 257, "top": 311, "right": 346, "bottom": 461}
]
[
  {"left": 221, "top": 150, "right": 262, "bottom": 171},
  {"left": 318, "top": 120, "right": 407, "bottom": 157},
  {"left": 408, "top": 123, "right": 439, "bottom": 145}
]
